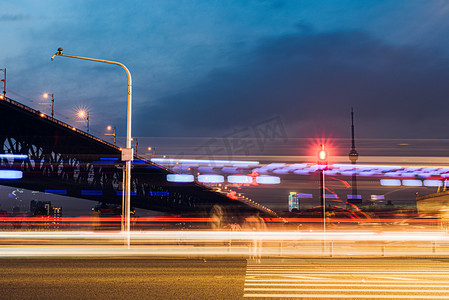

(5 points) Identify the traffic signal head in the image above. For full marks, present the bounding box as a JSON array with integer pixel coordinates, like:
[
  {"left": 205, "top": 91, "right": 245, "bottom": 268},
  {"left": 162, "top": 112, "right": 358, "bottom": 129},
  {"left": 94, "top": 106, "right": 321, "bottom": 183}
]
[{"left": 317, "top": 144, "right": 328, "bottom": 165}]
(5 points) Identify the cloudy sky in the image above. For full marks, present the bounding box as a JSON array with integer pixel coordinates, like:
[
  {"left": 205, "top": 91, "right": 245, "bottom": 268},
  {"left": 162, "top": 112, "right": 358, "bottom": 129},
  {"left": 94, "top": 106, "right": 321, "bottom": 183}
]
[{"left": 2, "top": 0, "right": 449, "bottom": 145}]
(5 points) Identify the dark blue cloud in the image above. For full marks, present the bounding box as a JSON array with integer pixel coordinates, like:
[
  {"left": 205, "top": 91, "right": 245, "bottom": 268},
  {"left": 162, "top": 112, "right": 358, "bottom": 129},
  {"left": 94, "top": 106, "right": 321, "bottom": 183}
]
[{"left": 135, "top": 29, "right": 449, "bottom": 139}]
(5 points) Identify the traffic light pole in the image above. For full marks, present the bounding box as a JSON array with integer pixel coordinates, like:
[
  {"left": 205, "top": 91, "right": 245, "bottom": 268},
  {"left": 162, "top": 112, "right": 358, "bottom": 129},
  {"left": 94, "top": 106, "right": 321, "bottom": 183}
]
[
  {"left": 320, "top": 168, "right": 326, "bottom": 233},
  {"left": 318, "top": 144, "right": 327, "bottom": 233}
]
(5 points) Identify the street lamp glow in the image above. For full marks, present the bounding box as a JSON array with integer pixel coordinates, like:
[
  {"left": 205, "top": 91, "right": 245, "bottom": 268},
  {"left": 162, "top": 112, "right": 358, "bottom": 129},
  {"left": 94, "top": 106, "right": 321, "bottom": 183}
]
[
  {"left": 75, "top": 109, "right": 89, "bottom": 133},
  {"left": 40, "top": 92, "right": 54, "bottom": 118},
  {"left": 105, "top": 125, "right": 117, "bottom": 146},
  {"left": 147, "top": 146, "right": 155, "bottom": 158}
]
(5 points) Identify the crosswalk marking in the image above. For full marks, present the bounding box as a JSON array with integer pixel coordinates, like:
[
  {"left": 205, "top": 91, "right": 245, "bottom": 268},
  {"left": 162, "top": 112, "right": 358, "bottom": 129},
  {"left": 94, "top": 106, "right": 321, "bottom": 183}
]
[
  {"left": 244, "top": 294, "right": 449, "bottom": 299},
  {"left": 245, "top": 279, "right": 446, "bottom": 283},
  {"left": 246, "top": 270, "right": 449, "bottom": 273},
  {"left": 244, "top": 259, "right": 449, "bottom": 299},
  {"left": 245, "top": 283, "right": 449, "bottom": 287},
  {"left": 245, "top": 288, "right": 449, "bottom": 292},
  {"left": 247, "top": 270, "right": 449, "bottom": 276}
]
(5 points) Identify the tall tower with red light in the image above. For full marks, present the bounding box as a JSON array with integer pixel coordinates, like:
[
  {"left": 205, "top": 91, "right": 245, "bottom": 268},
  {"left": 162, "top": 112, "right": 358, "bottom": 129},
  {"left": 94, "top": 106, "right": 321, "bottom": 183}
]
[{"left": 348, "top": 108, "right": 361, "bottom": 205}]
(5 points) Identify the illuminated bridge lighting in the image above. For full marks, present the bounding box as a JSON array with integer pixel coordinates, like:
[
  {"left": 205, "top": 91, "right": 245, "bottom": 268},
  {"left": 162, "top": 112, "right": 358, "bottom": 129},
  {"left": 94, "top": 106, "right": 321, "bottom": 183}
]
[
  {"left": 423, "top": 180, "right": 443, "bottom": 187},
  {"left": 227, "top": 175, "right": 252, "bottom": 184},
  {"left": 0, "top": 154, "right": 28, "bottom": 160},
  {"left": 297, "top": 194, "right": 313, "bottom": 198},
  {"left": 152, "top": 158, "right": 259, "bottom": 166},
  {"left": 371, "top": 195, "right": 385, "bottom": 200},
  {"left": 197, "top": 174, "right": 224, "bottom": 183},
  {"left": 324, "top": 194, "right": 338, "bottom": 199},
  {"left": 166, "top": 174, "right": 194, "bottom": 183},
  {"left": 402, "top": 179, "right": 423, "bottom": 187},
  {"left": 45, "top": 189, "right": 67, "bottom": 195},
  {"left": 333, "top": 164, "right": 403, "bottom": 170},
  {"left": 81, "top": 190, "right": 103, "bottom": 196},
  {"left": 116, "top": 191, "right": 137, "bottom": 195},
  {"left": 256, "top": 176, "right": 281, "bottom": 184},
  {"left": 380, "top": 179, "right": 401, "bottom": 186},
  {"left": 0, "top": 170, "right": 23, "bottom": 179},
  {"left": 347, "top": 194, "right": 362, "bottom": 200}
]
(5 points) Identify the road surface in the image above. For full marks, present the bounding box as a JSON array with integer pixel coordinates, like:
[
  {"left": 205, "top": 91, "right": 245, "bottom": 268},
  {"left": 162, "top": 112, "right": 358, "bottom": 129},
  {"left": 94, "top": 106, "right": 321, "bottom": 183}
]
[{"left": 1, "top": 258, "right": 449, "bottom": 299}]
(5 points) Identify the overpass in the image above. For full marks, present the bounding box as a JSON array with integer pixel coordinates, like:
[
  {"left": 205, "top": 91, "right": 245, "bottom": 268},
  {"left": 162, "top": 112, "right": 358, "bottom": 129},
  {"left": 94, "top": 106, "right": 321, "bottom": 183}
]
[{"left": 0, "top": 96, "right": 274, "bottom": 217}]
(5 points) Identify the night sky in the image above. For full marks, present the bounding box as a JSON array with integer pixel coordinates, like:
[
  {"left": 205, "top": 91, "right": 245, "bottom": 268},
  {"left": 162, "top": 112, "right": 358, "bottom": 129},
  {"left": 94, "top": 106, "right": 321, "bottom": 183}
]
[{"left": 3, "top": 0, "right": 449, "bottom": 143}]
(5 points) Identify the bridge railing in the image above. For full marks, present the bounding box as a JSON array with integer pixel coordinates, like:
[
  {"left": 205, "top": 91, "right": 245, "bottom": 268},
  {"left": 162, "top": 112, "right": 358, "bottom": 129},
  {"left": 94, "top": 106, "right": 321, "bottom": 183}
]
[{"left": 2, "top": 96, "right": 121, "bottom": 151}]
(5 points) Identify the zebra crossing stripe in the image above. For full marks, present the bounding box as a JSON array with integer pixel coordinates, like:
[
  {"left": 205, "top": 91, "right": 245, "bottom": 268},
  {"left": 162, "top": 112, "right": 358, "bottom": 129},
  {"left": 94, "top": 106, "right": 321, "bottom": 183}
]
[
  {"left": 244, "top": 288, "right": 449, "bottom": 293},
  {"left": 245, "top": 283, "right": 449, "bottom": 287},
  {"left": 243, "top": 294, "right": 449, "bottom": 299}
]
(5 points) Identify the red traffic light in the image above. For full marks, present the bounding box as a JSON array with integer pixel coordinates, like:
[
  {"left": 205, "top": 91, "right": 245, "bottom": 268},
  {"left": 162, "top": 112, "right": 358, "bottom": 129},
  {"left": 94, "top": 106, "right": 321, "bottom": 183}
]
[{"left": 317, "top": 144, "right": 328, "bottom": 164}]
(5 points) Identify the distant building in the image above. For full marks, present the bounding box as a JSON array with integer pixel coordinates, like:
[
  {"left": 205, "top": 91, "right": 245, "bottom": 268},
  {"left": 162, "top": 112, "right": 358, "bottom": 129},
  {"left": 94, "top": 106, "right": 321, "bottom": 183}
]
[
  {"left": 30, "top": 200, "right": 51, "bottom": 216},
  {"left": 288, "top": 192, "right": 299, "bottom": 212},
  {"left": 30, "top": 200, "right": 62, "bottom": 227}
]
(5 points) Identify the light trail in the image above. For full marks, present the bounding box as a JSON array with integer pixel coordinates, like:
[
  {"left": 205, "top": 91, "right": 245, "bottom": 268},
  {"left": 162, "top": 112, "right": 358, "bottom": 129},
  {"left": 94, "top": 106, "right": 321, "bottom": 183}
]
[{"left": 0, "top": 230, "right": 449, "bottom": 241}]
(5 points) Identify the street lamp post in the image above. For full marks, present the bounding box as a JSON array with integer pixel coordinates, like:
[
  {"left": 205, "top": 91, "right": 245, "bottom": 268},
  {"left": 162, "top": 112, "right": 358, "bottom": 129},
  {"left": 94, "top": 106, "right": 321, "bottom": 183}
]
[
  {"left": 147, "top": 147, "right": 155, "bottom": 157},
  {"left": 51, "top": 48, "right": 133, "bottom": 247},
  {"left": 0, "top": 68, "right": 6, "bottom": 99},
  {"left": 318, "top": 144, "right": 328, "bottom": 232},
  {"left": 41, "top": 93, "right": 55, "bottom": 118},
  {"left": 76, "top": 110, "right": 89, "bottom": 134},
  {"left": 131, "top": 138, "right": 138, "bottom": 154},
  {"left": 105, "top": 125, "right": 117, "bottom": 146}
]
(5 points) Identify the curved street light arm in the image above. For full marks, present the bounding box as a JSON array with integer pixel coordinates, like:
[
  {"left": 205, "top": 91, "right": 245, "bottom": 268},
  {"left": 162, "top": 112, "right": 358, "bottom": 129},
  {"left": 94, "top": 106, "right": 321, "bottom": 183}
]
[{"left": 51, "top": 48, "right": 133, "bottom": 244}]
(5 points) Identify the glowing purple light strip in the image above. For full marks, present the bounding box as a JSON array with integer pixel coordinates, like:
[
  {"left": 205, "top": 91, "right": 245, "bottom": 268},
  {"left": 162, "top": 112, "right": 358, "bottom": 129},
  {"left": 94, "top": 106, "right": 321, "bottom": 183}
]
[
  {"left": 197, "top": 174, "right": 224, "bottom": 183},
  {"left": 380, "top": 179, "right": 401, "bottom": 186},
  {"left": 402, "top": 179, "right": 423, "bottom": 187},
  {"left": 298, "top": 193, "right": 313, "bottom": 198},
  {"left": 424, "top": 180, "right": 442, "bottom": 187},
  {"left": 166, "top": 174, "right": 194, "bottom": 183},
  {"left": 152, "top": 158, "right": 259, "bottom": 166},
  {"left": 0, "top": 170, "right": 23, "bottom": 179},
  {"left": 256, "top": 176, "right": 281, "bottom": 184},
  {"left": 228, "top": 175, "right": 252, "bottom": 184},
  {"left": 0, "top": 154, "right": 28, "bottom": 160}
]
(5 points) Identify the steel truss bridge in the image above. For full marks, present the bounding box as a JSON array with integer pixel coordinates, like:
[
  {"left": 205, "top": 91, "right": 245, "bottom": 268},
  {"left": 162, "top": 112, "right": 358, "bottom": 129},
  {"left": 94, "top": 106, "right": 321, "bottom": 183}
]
[{"left": 0, "top": 96, "right": 270, "bottom": 217}]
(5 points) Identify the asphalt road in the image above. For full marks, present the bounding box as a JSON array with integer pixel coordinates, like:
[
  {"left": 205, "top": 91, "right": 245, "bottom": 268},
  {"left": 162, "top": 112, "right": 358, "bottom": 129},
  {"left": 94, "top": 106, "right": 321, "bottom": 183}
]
[
  {"left": 2, "top": 257, "right": 449, "bottom": 299},
  {"left": 0, "top": 258, "right": 247, "bottom": 299}
]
